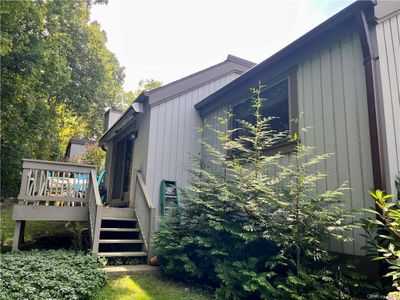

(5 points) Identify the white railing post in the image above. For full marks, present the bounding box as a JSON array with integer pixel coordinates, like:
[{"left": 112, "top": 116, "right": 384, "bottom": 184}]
[
  {"left": 18, "top": 168, "right": 29, "bottom": 204},
  {"left": 147, "top": 206, "right": 156, "bottom": 261},
  {"left": 89, "top": 169, "right": 103, "bottom": 254},
  {"left": 133, "top": 171, "right": 156, "bottom": 262},
  {"left": 130, "top": 169, "right": 138, "bottom": 208}
]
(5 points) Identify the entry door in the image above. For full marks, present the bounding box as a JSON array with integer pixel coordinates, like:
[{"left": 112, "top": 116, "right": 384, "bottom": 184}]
[
  {"left": 122, "top": 137, "right": 134, "bottom": 200},
  {"left": 111, "top": 138, "right": 125, "bottom": 200},
  {"left": 111, "top": 135, "right": 134, "bottom": 201}
]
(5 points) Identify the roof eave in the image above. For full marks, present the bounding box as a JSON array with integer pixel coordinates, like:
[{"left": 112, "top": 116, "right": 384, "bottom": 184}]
[
  {"left": 99, "top": 101, "right": 145, "bottom": 147},
  {"left": 195, "top": 0, "right": 376, "bottom": 115}
]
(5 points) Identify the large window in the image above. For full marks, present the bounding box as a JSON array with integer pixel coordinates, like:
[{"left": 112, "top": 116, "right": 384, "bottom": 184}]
[{"left": 232, "top": 77, "right": 295, "bottom": 151}]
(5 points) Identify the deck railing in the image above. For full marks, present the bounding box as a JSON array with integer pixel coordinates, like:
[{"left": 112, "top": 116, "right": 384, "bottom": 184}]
[
  {"left": 133, "top": 171, "right": 156, "bottom": 259},
  {"left": 18, "top": 160, "right": 103, "bottom": 252},
  {"left": 87, "top": 169, "right": 103, "bottom": 253},
  {"left": 18, "top": 159, "right": 96, "bottom": 206}
]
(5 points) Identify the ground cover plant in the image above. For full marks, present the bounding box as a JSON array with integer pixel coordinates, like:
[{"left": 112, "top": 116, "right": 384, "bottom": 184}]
[
  {"left": 155, "top": 87, "right": 360, "bottom": 299},
  {"left": 0, "top": 250, "right": 106, "bottom": 300}
]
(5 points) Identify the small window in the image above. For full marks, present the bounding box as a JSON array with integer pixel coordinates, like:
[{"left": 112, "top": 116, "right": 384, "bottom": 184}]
[{"left": 232, "top": 77, "right": 295, "bottom": 152}]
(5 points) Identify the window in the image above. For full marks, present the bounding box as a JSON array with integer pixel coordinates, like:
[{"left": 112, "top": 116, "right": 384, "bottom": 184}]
[{"left": 231, "top": 77, "right": 296, "bottom": 153}]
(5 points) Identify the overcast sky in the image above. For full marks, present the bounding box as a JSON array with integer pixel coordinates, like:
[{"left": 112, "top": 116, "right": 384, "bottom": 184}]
[{"left": 90, "top": 0, "right": 354, "bottom": 92}]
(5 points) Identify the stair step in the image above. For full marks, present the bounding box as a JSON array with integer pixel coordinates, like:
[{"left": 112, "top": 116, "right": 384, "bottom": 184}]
[
  {"left": 97, "top": 251, "right": 147, "bottom": 257},
  {"left": 102, "top": 207, "right": 135, "bottom": 219},
  {"left": 100, "top": 228, "right": 140, "bottom": 232},
  {"left": 99, "top": 239, "right": 143, "bottom": 244},
  {"left": 102, "top": 217, "right": 137, "bottom": 221}
]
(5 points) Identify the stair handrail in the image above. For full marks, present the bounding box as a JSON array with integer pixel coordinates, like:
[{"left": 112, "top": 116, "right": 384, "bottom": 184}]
[
  {"left": 88, "top": 169, "right": 103, "bottom": 253},
  {"left": 134, "top": 170, "right": 156, "bottom": 260}
]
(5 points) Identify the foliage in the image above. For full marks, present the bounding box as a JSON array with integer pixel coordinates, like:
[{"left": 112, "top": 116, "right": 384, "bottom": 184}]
[
  {"left": 132, "top": 78, "right": 163, "bottom": 99},
  {"left": 121, "top": 78, "right": 163, "bottom": 110},
  {"left": 361, "top": 187, "right": 400, "bottom": 291},
  {"left": 155, "top": 86, "right": 358, "bottom": 299},
  {"left": 94, "top": 274, "right": 212, "bottom": 300},
  {"left": 64, "top": 221, "right": 90, "bottom": 251},
  {"left": 0, "top": 250, "right": 106, "bottom": 300},
  {"left": 0, "top": 0, "right": 127, "bottom": 197},
  {"left": 71, "top": 142, "right": 106, "bottom": 175}
]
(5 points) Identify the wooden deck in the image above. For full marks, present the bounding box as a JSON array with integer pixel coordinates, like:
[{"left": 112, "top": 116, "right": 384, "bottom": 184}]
[{"left": 12, "top": 159, "right": 156, "bottom": 262}]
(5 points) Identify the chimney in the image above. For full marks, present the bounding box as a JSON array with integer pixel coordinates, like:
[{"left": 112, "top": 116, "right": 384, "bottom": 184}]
[{"left": 104, "top": 107, "right": 123, "bottom": 133}]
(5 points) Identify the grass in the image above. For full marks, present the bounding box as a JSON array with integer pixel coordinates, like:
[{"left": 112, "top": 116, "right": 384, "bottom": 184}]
[
  {"left": 0, "top": 203, "right": 80, "bottom": 251},
  {"left": 94, "top": 274, "right": 213, "bottom": 300},
  {"left": 1, "top": 204, "right": 213, "bottom": 298}
]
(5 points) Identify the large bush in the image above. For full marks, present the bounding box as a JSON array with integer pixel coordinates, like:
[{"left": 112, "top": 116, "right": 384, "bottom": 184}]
[
  {"left": 155, "top": 87, "right": 358, "bottom": 299},
  {"left": 0, "top": 250, "right": 106, "bottom": 300}
]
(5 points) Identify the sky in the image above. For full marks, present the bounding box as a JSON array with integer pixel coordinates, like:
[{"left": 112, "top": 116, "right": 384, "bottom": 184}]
[{"left": 90, "top": 0, "right": 354, "bottom": 92}]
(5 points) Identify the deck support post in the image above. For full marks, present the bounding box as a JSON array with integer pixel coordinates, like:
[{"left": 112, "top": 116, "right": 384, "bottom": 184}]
[{"left": 12, "top": 220, "right": 26, "bottom": 250}]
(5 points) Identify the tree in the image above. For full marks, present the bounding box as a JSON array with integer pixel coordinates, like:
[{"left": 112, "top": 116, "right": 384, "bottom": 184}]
[
  {"left": 0, "top": 0, "right": 125, "bottom": 196},
  {"left": 155, "top": 86, "right": 357, "bottom": 299},
  {"left": 133, "top": 79, "right": 163, "bottom": 98},
  {"left": 119, "top": 78, "right": 162, "bottom": 108}
]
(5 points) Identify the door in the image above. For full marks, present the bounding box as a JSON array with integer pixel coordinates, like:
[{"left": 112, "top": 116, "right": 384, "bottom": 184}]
[
  {"left": 122, "top": 137, "right": 134, "bottom": 200},
  {"left": 111, "top": 134, "right": 134, "bottom": 201},
  {"left": 111, "top": 138, "right": 125, "bottom": 200}
]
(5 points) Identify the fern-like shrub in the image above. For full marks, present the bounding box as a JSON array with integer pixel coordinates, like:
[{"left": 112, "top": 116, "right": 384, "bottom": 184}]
[
  {"left": 0, "top": 250, "right": 106, "bottom": 300},
  {"left": 155, "top": 87, "right": 358, "bottom": 299},
  {"left": 361, "top": 186, "right": 400, "bottom": 294}
]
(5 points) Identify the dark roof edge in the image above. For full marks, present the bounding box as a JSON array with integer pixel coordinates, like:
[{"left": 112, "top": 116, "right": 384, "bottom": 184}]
[
  {"left": 104, "top": 107, "right": 124, "bottom": 115},
  {"left": 99, "top": 101, "right": 146, "bottom": 146},
  {"left": 100, "top": 55, "right": 254, "bottom": 144},
  {"left": 227, "top": 54, "right": 256, "bottom": 68},
  {"left": 146, "top": 55, "right": 255, "bottom": 97},
  {"left": 135, "top": 91, "right": 150, "bottom": 103},
  {"left": 195, "top": 0, "right": 376, "bottom": 113},
  {"left": 69, "top": 138, "right": 97, "bottom": 145}
]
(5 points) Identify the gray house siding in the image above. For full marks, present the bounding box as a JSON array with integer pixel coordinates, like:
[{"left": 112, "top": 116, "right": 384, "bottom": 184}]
[
  {"left": 297, "top": 31, "right": 373, "bottom": 256},
  {"left": 145, "top": 72, "right": 242, "bottom": 220},
  {"left": 375, "top": 10, "right": 400, "bottom": 195},
  {"left": 200, "top": 32, "right": 373, "bottom": 256},
  {"left": 68, "top": 144, "right": 86, "bottom": 159},
  {"left": 132, "top": 104, "right": 151, "bottom": 178}
]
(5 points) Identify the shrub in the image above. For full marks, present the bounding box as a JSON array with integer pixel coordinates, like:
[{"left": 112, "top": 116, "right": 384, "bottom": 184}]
[
  {"left": 361, "top": 187, "right": 400, "bottom": 292},
  {"left": 155, "top": 87, "right": 357, "bottom": 299},
  {"left": 0, "top": 250, "right": 106, "bottom": 300}
]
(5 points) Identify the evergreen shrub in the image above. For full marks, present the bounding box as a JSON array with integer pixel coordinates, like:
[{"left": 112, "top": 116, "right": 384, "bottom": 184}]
[{"left": 155, "top": 86, "right": 358, "bottom": 299}]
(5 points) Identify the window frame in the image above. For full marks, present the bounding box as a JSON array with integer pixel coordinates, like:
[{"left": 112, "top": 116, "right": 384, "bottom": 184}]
[{"left": 228, "top": 72, "right": 298, "bottom": 155}]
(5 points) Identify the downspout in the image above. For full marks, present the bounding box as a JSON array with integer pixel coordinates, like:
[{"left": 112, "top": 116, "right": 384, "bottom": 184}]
[{"left": 355, "top": 9, "right": 386, "bottom": 191}]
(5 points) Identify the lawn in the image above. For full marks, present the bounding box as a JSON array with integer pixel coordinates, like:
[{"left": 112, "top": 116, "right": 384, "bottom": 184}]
[
  {"left": 94, "top": 274, "right": 212, "bottom": 300},
  {"left": 1, "top": 204, "right": 213, "bottom": 299},
  {"left": 0, "top": 203, "right": 80, "bottom": 251}
]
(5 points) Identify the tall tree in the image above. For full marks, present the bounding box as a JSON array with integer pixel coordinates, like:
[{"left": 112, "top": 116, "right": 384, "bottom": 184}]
[{"left": 0, "top": 0, "right": 125, "bottom": 196}]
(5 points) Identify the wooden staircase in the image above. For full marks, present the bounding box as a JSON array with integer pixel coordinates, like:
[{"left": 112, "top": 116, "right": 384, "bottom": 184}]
[
  {"left": 97, "top": 207, "right": 147, "bottom": 258},
  {"left": 89, "top": 171, "right": 156, "bottom": 262}
]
